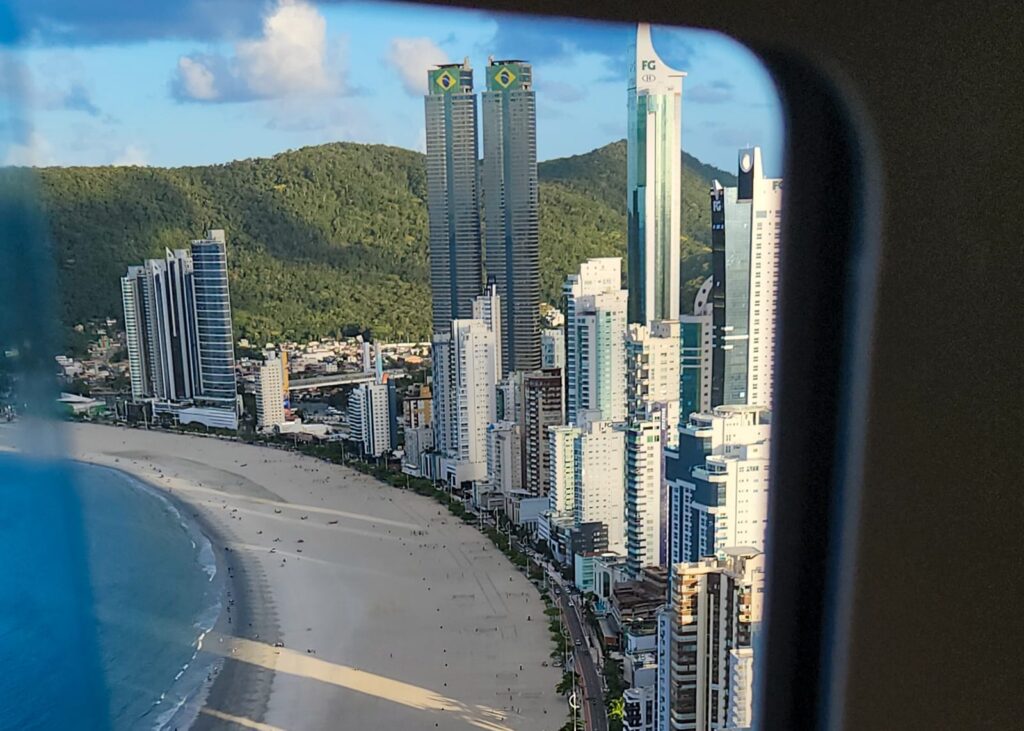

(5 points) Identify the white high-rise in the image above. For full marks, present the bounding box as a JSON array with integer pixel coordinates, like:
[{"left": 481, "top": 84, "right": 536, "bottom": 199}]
[
  {"left": 120, "top": 265, "right": 151, "bottom": 400},
  {"left": 255, "top": 357, "right": 285, "bottom": 430},
  {"left": 486, "top": 420, "right": 523, "bottom": 496},
  {"left": 547, "top": 424, "right": 579, "bottom": 518},
  {"left": 670, "top": 405, "right": 772, "bottom": 564},
  {"left": 573, "top": 417, "right": 627, "bottom": 554},
  {"left": 710, "top": 147, "right": 783, "bottom": 409},
  {"left": 431, "top": 283, "right": 501, "bottom": 487},
  {"left": 564, "top": 257, "right": 627, "bottom": 424},
  {"left": 626, "top": 319, "right": 681, "bottom": 448},
  {"left": 540, "top": 327, "right": 565, "bottom": 370},
  {"left": 625, "top": 418, "right": 662, "bottom": 576}
]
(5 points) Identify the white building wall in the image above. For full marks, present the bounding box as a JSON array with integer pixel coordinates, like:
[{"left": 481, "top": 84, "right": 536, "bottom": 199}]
[
  {"left": 361, "top": 382, "right": 393, "bottom": 458},
  {"left": 547, "top": 424, "right": 580, "bottom": 517},
  {"left": 452, "top": 318, "right": 498, "bottom": 478},
  {"left": 727, "top": 647, "right": 754, "bottom": 729},
  {"left": 680, "top": 406, "right": 772, "bottom": 560},
  {"left": 540, "top": 327, "right": 565, "bottom": 370},
  {"left": 486, "top": 421, "right": 523, "bottom": 495},
  {"left": 347, "top": 387, "right": 365, "bottom": 446},
  {"left": 625, "top": 419, "right": 662, "bottom": 576},
  {"left": 575, "top": 419, "right": 626, "bottom": 554},
  {"left": 744, "top": 147, "right": 782, "bottom": 410},
  {"left": 565, "top": 257, "right": 627, "bottom": 424},
  {"left": 255, "top": 357, "right": 285, "bottom": 429}
]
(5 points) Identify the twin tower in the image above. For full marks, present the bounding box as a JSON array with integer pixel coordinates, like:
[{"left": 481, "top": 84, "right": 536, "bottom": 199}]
[
  {"left": 424, "top": 57, "right": 539, "bottom": 376},
  {"left": 425, "top": 24, "right": 687, "bottom": 382}
]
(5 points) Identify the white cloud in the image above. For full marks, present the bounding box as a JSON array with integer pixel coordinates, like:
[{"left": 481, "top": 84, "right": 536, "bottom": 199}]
[
  {"left": 4, "top": 131, "right": 55, "bottom": 166},
  {"left": 176, "top": 56, "right": 218, "bottom": 100},
  {"left": 172, "top": 0, "right": 339, "bottom": 103},
  {"left": 112, "top": 144, "right": 148, "bottom": 166},
  {"left": 386, "top": 37, "right": 449, "bottom": 96}
]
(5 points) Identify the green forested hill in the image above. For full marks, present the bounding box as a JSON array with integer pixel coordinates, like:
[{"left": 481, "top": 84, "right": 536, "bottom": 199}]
[{"left": 34, "top": 140, "right": 732, "bottom": 343}]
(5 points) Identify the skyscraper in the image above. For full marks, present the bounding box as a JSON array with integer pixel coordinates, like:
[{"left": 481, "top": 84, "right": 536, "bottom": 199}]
[
  {"left": 624, "top": 319, "right": 681, "bottom": 575},
  {"left": 627, "top": 23, "right": 685, "bottom": 326},
  {"left": 425, "top": 59, "right": 482, "bottom": 334},
  {"left": 564, "top": 257, "right": 628, "bottom": 424},
  {"left": 625, "top": 418, "right": 663, "bottom": 576},
  {"left": 120, "top": 231, "right": 238, "bottom": 426},
  {"left": 191, "top": 230, "right": 236, "bottom": 407},
  {"left": 351, "top": 381, "right": 397, "bottom": 458},
  {"left": 482, "top": 58, "right": 540, "bottom": 374},
  {"left": 430, "top": 283, "right": 501, "bottom": 487},
  {"left": 120, "top": 266, "right": 151, "bottom": 400},
  {"left": 710, "top": 147, "right": 783, "bottom": 408},
  {"left": 486, "top": 420, "right": 523, "bottom": 497},
  {"left": 147, "top": 248, "right": 200, "bottom": 402},
  {"left": 626, "top": 320, "right": 681, "bottom": 448},
  {"left": 573, "top": 418, "right": 627, "bottom": 554},
  {"left": 663, "top": 557, "right": 739, "bottom": 731}
]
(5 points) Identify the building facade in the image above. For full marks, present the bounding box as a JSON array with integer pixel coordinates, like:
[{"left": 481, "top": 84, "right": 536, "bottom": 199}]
[
  {"left": 540, "top": 327, "right": 565, "bottom": 370},
  {"left": 486, "top": 420, "right": 523, "bottom": 497},
  {"left": 626, "top": 319, "right": 681, "bottom": 448},
  {"left": 120, "top": 265, "right": 151, "bottom": 399},
  {"left": 710, "top": 147, "right": 783, "bottom": 408},
  {"left": 522, "top": 367, "right": 564, "bottom": 497},
  {"left": 431, "top": 285, "right": 501, "bottom": 487},
  {"left": 120, "top": 231, "right": 238, "bottom": 426},
  {"left": 627, "top": 23, "right": 685, "bottom": 326},
  {"left": 680, "top": 276, "right": 714, "bottom": 422},
  {"left": 664, "top": 558, "right": 738, "bottom": 731},
  {"left": 668, "top": 405, "right": 771, "bottom": 564},
  {"left": 425, "top": 60, "right": 482, "bottom": 334},
  {"left": 547, "top": 425, "right": 579, "bottom": 518},
  {"left": 625, "top": 418, "right": 663, "bottom": 577},
  {"left": 357, "top": 381, "right": 396, "bottom": 458},
  {"left": 482, "top": 58, "right": 540, "bottom": 374},
  {"left": 564, "top": 257, "right": 627, "bottom": 424},
  {"left": 190, "top": 230, "right": 236, "bottom": 407},
  {"left": 255, "top": 357, "right": 285, "bottom": 430},
  {"left": 573, "top": 418, "right": 627, "bottom": 554}
]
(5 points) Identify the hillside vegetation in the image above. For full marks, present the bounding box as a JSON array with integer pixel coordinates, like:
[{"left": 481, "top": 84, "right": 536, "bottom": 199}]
[{"left": 33, "top": 140, "right": 733, "bottom": 343}]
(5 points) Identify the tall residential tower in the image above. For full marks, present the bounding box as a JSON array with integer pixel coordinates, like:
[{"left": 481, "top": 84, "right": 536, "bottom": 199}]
[
  {"left": 425, "top": 60, "right": 482, "bottom": 334},
  {"left": 482, "top": 58, "right": 540, "bottom": 374},
  {"left": 627, "top": 23, "right": 686, "bottom": 326},
  {"left": 710, "top": 147, "right": 782, "bottom": 408}
]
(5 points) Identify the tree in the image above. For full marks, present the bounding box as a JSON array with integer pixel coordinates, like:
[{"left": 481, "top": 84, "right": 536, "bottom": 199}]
[{"left": 37, "top": 140, "right": 731, "bottom": 342}]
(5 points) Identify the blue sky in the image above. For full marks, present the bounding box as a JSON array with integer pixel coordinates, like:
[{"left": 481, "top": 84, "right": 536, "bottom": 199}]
[{"left": 0, "top": 0, "right": 783, "bottom": 175}]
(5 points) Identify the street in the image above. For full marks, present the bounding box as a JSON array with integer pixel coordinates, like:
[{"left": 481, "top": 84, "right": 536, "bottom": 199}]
[{"left": 557, "top": 591, "right": 609, "bottom": 731}]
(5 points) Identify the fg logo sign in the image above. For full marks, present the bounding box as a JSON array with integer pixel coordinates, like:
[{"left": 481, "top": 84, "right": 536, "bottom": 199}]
[{"left": 641, "top": 60, "right": 657, "bottom": 70}]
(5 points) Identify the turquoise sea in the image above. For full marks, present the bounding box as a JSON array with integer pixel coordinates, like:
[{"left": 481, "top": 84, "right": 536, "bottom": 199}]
[{"left": 0, "top": 455, "right": 223, "bottom": 730}]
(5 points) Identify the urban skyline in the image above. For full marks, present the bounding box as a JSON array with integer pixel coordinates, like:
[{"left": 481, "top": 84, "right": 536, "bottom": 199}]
[
  {"left": 100, "top": 17, "right": 779, "bottom": 731},
  {"left": 1, "top": 1, "right": 784, "bottom": 175}
]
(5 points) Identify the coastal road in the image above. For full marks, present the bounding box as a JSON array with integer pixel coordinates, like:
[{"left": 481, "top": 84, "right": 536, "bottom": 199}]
[{"left": 558, "top": 592, "right": 608, "bottom": 731}]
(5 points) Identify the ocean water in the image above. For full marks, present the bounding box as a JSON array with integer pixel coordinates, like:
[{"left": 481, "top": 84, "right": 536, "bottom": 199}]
[{"left": 0, "top": 455, "right": 223, "bottom": 731}]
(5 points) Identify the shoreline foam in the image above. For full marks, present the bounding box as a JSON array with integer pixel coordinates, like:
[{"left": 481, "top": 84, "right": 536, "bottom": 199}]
[{"left": 58, "top": 422, "right": 563, "bottom": 730}]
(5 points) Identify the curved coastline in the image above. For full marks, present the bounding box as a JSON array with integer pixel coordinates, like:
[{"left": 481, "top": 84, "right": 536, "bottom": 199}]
[
  {"left": 57, "top": 422, "right": 564, "bottom": 731},
  {"left": 80, "top": 461, "right": 280, "bottom": 731}
]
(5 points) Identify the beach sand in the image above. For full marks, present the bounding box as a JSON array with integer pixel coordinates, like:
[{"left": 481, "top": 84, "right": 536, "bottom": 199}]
[{"left": 59, "top": 423, "right": 564, "bottom": 731}]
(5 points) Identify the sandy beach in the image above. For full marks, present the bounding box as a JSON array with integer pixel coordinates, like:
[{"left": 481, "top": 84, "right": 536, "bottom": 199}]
[{"left": 31, "top": 422, "right": 563, "bottom": 730}]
